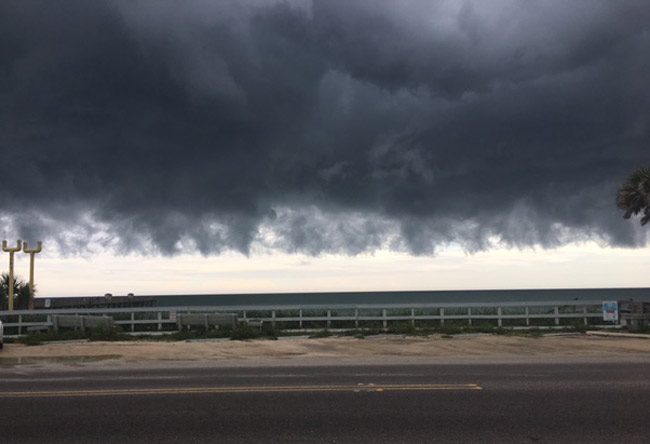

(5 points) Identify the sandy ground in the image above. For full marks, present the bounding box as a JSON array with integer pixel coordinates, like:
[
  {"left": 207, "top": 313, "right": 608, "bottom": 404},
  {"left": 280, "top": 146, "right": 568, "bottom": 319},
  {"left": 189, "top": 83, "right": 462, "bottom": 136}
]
[{"left": 1, "top": 333, "right": 649, "bottom": 368}]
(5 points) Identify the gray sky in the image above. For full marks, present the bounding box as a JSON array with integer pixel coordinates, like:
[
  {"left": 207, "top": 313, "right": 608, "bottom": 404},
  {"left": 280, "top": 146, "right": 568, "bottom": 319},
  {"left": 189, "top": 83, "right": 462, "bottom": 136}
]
[{"left": 1, "top": 1, "right": 649, "bottom": 295}]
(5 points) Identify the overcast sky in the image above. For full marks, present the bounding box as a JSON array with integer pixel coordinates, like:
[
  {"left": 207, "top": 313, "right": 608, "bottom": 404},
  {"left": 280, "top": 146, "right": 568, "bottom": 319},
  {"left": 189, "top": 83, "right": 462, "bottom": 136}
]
[{"left": 1, "top": 1, "right": 649, "bottom": 295}]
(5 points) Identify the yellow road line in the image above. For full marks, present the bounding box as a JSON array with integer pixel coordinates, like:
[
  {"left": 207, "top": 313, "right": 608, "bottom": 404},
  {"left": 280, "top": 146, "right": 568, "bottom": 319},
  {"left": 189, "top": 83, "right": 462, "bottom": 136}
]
[{"left": 0, "top": 384, "right": 482, "bottom": 398}]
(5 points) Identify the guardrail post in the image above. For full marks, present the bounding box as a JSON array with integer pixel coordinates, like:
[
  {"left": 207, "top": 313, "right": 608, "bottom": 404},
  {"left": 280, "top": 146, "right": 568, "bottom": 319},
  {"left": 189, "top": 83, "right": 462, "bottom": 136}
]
[
  {"left": 271, "top": 310, "right": 276, "bottom": 329},
  {"left": 440, "top": 308, "right": 445, "bottom": 326},
  {"left": 80, "top": 316, "right": 85, "bottom": 333},
  {"left": 583, "top": 306, "right": 588, "bottom": 326},
  {"left": 410, "top": 308, "right": 415, "bottom": 327},
  {"left": 157, "top": 312, "right": 162, "bottom": 331},
  {"left": 467, "top": 308, "right": 472, "bottom": 326},
  {"left": 327, "top": 310, "right": 331, "bottom": 329},
  {"left": 497, "top": 307, "right": 503, "bottom": 327},
  {"left": 131, "top": 312, "right": 135, "bottom": 332},
  {"left": 18, "top": 314, "right": 22, "bottom": 335},
  {"left": 355, "top": 309, "right": 359, "bottom": 329},
  {"left": 299, "top": 309, "right": 303, "bottom": 329},
  {"left": 382, "top": 309, "right": 387, "bottom": 329},
  {"left": 554, "top": 306, "right": 560, "bottom": 326}
]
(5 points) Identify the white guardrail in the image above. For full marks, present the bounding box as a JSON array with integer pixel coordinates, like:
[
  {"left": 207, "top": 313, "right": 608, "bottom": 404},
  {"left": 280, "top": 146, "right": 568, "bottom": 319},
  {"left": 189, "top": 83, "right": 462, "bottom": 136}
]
[{"left": 0, "top": 300, "right": 611, "bottom": 338}]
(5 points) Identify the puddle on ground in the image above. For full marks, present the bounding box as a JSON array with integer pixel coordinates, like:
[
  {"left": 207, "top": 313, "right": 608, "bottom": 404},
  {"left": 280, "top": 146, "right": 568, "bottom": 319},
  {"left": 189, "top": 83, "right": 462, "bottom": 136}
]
[{"left": 0, "top": 355, "right": 122, "bottom": 367}]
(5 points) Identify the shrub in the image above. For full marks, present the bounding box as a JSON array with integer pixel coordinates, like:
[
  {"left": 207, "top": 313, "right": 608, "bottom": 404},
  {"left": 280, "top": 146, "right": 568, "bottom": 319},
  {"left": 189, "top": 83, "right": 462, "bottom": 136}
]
[
  {"left": 87, "top": 326, "right": 129, "bottom": 342},
  {"left": 309, "top": 330, "right": 332, "bottom": 339},
  {"left": 230, "top": 323, "right": 261, "bottom": 340},
  {"left": 386, "top": 322, "right": 418, "bottom": 335},
  {"left": 437, "top": 325, "right": 463, "bottom": 335},
  {"left": 20, "top": 335, "right": 43, "bottom": 346}
]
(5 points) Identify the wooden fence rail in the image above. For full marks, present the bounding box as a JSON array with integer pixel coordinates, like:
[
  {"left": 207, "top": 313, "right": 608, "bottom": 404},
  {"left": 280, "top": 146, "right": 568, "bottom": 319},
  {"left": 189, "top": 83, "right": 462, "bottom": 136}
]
[{"left": 0, "top": 300, "right": 613, "bottom": 337}]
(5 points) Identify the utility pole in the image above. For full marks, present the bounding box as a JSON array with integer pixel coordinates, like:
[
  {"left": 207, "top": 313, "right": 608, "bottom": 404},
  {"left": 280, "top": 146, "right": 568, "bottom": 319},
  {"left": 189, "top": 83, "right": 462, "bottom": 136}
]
[
  {"left": 22, "top": 241, "right": 42, "bottom": 310},
  {"left": 2, "top": 240, "right": 23, "bottom": 311}
]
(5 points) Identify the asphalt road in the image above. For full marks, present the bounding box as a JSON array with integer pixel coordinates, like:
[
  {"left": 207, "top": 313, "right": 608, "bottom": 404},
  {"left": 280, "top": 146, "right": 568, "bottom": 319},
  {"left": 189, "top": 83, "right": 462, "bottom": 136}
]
[{"left": 0, "top": 362, "right": 648, "bottom": 443}]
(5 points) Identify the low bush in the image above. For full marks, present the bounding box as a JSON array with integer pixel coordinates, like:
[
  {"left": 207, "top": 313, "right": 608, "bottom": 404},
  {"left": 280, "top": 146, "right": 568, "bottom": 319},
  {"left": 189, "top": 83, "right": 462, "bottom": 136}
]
[
  {"left": 17, "top": 326, "right": 129, "bottom": 344},
  {"left": 437, "top": 325, "right": 463, "bottom": 335},
  {"left": 21, "top": 335, "right": 43, "bottom": 346},
  {"left": 386, "top": 322, "right": 418, "bottom": 335},
  {"left": 229, "top": 323, "right": 262, "bottom": 340},
  {"left": 309, "top": 330, "right": 332, "bottom": 339},
  {"left": 88, "top": 326, "right": 130, "bottom": 342}
]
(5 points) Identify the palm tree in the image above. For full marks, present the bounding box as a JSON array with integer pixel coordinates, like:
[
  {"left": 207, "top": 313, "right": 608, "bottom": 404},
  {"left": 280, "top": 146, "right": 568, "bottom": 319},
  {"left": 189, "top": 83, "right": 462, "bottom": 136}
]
[
  {"left": 0, "top": 273, "right": 31, "bottom": 311},
  {"left": 617, "top": 167, "right": 650, "bottom": 225}
]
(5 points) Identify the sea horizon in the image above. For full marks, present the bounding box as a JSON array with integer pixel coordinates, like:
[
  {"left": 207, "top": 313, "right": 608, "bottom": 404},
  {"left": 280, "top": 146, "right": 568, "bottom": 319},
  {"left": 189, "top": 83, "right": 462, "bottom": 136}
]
[{"left": 36, "top": 286, "right": 650, "bottom": 307}]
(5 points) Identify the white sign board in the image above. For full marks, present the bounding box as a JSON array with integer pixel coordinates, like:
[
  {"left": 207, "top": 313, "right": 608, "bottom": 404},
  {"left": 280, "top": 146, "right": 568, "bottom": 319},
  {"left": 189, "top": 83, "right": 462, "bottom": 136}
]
[
  {"left": 44, "top": 298, "right": 51, "bottom": 308},
  {"left": 602, "top": 301, "right": 618, "bottom": 322}
]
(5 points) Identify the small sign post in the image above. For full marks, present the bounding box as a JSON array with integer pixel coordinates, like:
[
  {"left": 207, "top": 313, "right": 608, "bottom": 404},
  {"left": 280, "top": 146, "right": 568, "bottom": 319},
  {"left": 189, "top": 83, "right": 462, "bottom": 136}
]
[{"left": 602, "top": 301, "right": 619, "bottom": 322}]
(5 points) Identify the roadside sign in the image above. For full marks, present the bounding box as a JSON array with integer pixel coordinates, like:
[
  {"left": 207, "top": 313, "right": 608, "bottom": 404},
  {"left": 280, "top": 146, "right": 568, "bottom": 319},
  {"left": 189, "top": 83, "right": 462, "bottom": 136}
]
[
  {"left": 44, "top": 298, "right": 51, "bottom": 308},
  {"left": 602, "top": 301, "right": 618, "bottom": 322}
]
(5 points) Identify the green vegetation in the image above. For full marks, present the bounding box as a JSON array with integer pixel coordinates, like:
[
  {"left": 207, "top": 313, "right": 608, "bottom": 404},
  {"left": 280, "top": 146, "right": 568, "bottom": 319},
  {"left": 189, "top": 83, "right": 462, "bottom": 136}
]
[
  {"left": 17, "top": 327, "right": 130, "bottom": 345},
  {"left": 617, "top": 166, "right": 650, "bottom": 225},
  {"left": 386, "top": 322, "right": 419, "bottom": 335},
  {"left": 308, "top": 330, "right": 333, "bottom": 338},
  {"left": 0, "top": 273, "right": 32, "bottom": 311},
  {"left": 14, "top": 322, "right": 284, "bottom": 344},
  {"left": 628, "top": 324, "right": 650, "bottom": 334},
  {"left": 7, "top": 321, "right": 617, "bottom": 346},
  {"left": 330, "top": 323, "right": 590, "bottom": 338},
  {"left": 229, "top": 323, "right": 279, "bottom": 340}
]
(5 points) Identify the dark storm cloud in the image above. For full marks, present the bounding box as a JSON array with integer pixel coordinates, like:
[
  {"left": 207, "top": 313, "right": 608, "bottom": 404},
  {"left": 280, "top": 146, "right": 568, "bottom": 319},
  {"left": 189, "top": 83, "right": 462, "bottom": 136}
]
[{"left": 1, "top": 0, "right": 649, "bottom": 255}]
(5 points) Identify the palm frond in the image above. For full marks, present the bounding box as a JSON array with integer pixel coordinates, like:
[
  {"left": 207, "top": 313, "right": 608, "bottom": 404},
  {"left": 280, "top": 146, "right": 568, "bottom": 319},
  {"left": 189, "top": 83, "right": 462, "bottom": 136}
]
[{"left": 617, "top": 167, "right": 650, "bottom": 225}]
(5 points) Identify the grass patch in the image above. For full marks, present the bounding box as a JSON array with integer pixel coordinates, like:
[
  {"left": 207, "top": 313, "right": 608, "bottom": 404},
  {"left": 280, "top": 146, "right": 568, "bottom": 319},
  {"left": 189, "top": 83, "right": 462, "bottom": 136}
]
[
  {"left": 8, "top": 321, "right": 600, "bottom": 345},
  {"left": 16, "top": 327, "right": 130, "bottom": 345},
  {"left": 309, "top": 330, "right": 332, "bottom": 339},
  {"left": 229, "top": 323, "right": 260, "bottom": 340},
  {"left": 437, "top": 325, "right": 464, "bottom": 335},
  {"left": 21, "top": 336, "right": 43, "bottom": 346},
  {"left": 624, "top": 324, "right": 650, "bottom": 334},
  {"left": 229, "top": 323, "right": 279, "bottom": 340},
  {"left": 526, "top": 328, "right": 544, "bottom": 338},
  {"left": 337, "top": 329, "right": 382, "bottom": 339},
  {"left": 88, "top": 327, "right": 131, "bottom": 342},
  {"left": 386, "top": 322, "right": 420, "bottom": 335}
]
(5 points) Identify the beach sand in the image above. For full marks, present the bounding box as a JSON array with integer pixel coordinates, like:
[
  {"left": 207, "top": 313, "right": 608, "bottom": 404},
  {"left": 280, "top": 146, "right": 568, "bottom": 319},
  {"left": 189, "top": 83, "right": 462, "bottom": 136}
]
[{"left": 1, "top": 333, "right": 649, "bottom": 369}]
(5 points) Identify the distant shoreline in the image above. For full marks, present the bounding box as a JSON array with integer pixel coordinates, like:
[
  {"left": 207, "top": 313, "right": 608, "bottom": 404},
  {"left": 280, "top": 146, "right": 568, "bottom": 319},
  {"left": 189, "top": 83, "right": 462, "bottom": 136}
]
[{"left": 35, "top": 287, "right": 650, "bottom": 309}]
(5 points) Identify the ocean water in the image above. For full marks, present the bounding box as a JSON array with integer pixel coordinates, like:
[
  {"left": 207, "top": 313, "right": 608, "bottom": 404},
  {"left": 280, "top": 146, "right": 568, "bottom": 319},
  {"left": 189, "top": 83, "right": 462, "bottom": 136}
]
[{"left": 152, "top": 287, "right": 650, "bottom": 307}]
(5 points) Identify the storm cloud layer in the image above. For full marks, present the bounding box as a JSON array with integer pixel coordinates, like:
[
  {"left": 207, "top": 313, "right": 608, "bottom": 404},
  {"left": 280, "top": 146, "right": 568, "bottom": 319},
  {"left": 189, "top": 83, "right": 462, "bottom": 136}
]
[{"left": 1, "top": 0, "right": 649, "bottom": 255}]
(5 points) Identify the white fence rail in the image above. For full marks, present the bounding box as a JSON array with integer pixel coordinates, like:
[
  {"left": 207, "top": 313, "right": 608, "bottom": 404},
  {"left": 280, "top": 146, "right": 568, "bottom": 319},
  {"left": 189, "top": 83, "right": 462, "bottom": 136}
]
[{"left": 0, "top": 300, "right": 611, "bottom": 337}]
